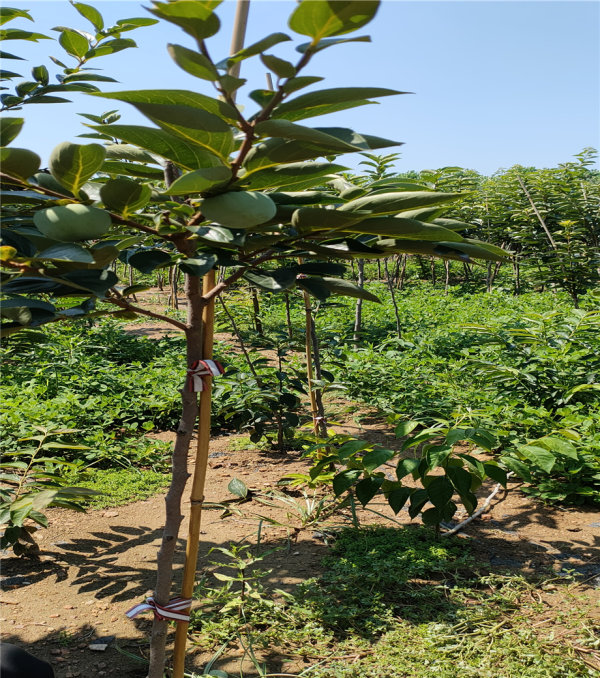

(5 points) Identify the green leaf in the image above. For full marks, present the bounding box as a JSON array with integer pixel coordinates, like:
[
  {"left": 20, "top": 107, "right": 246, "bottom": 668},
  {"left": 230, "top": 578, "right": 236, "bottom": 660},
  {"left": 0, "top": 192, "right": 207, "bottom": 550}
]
[
  {"left": 167, "top": 166, "right": 232, "bottom": 195},
  {"left": 361, "top": 447, "right": 394, "bottom": 473},
  {"left": 0, "top": 28, "right": 51, "bottom": 42},
  {"left": 127, "top": 249, "right": 172, "bottom": 274},
  {"left": 58, "top": 28, "right": 89, "bottom": 58},
  {"left": 254, "top": 119, "right": 362, "bottom": 153},
  {"left": 63, "top": 73, "right": 118, "bottom": 83},
  {"left": 483, "top": 463, "right": 508, "bottom": 487},
  {"left": 201, "top": 191, "right": 277, "bottom": 228},
  {"left": 537, "top": 437, "right": 579, "bottom": 460},
  {"left": 272, "top": 86, "right": 401, "bottom": 122},
  {"left": 297, "top": 262, "right": 346, "bottom": 276},
  {"left": 518, "top": 445, "right": 556, "bottom": 473},
  {"left": 355, "top": 476, "right": 383, "bottom": 506},
  {"left": 49, "top": 141, "right": 106, "bottom": 194},
  {"left": 281, "top": 75, "right": 324, "bottom": 94},
  {"left": 224, "top": 32, "right": 291, "bottom": 66},
  {"left": 296, "top": 35, "right": 371, "bottom": 54},
  {"left": 332, "top": 469, "right": 362, "bottom": 496},
  {"left": 91, "top": 123, "right": 228, "bottom": 171},
  {"left": 316, "top": 277, "right": 380, "bottom": 303},
  {"left": 446, "top": 466, "right": 474, "bottom": 496},
  {"left": 244, "top": 268, "right": 297, "bottom": 291},
  {"left": 100, "top": 160, "right": 164, "bottom": 179},
  {"left": 296, "top": 277, "right": 331, "bottom": 301},
  {"left": 289, "top": 0, "right": 379, "bottom": 40},
  {"left": 395, "top": 420, "right": 419, "bottom": 438},
  {"left": 57, "top": 269, "right": 118, "bottom": 296},
  {"left": 386, "top": 487, "right": 410, "bottom": 514},
  {"left": 167, "top": 43, "right": 219, "bottom": 81},
  {"left": 100, "top": 177, "right": 151, "bottom": 215},
  {"left": 421, "top": 507, "right": 442, "bottom": 526},
  {"left": 228, "top": 477, "right": 248, "bottom": 499},
  {"left": 70, "top": 2, "right": 104, "bottom": 31},
  {"left": 340, "top": 191, "right": 463, "bottom": 216},
  {"left": 0, "top": 7, "right": 33, "bottom": 25},
  {"left": 260, "top": 53, "right": 296, "bottom": 78},
  {"left": 242, "top": 162, "right": 346, "bottom": 191},
  {"left": 37, "top": 243, "right": 95, "bottom": 263},
  {"left": 0, "top": 147, "right": 40, "bottom": 181},
  {"left": 0, "top": 50, "right": 26, "bottom": 60},
  {"left": 396, "top": 457, "right": 420, "bottom": 480},
  {"left": 33, "top": 204, "right": 112, "bottom": 242},
  {"left": 408, "top": 488, "right": 429, "bottom": 519},
  {"left": 84, "top": 38, "right": 137, "bottom": 59},
  {"left": 104, "top": 144, "right": 157, "bottom": 164},
  {"left": 178, "top": 254, "right": 217, "bottom": 277},
  {"left": 345, "top": 216, "right": 464, "bottom": 241},
  {"left": 147, "top": 1, "right": 221, "bottom": 41},
  {"left": 426, "top": 476, "right": 454, "bottom": 508}
]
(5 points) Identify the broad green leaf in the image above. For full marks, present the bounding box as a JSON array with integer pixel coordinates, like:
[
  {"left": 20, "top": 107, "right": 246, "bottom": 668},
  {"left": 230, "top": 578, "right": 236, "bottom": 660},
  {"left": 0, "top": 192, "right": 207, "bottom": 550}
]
[
  {"left": 344, "top": 216, "right": 465, "bottom": 241},
  {"left": 58, "top": 269, "right": 118, "bottom": 296},
  {"left": 0, "top": 7, "right": 33, "bottom": 25},
  {"left": 91, "top": 124, "right": 224, "bottom": 170},
  {"left": 387, "top": 487, "right": 410, "bottom": 514},
  {"left": 296, "top": 277, "right": 331, "bottom": 300},
  {"left": 355, "top": 476, "right": 383, "bottom": 506},
  {"left": 254, "top": 119, "right": 362, "bottom": 152},
  {"left": 273, "top": 87, "right": 401, "bottom": 122},
  {"left": 167, "top": 166, "right": 231, "bottom": 195},
  {"left": 127, "top": 249, "right": 172, "bottom": 274},
  {"left": 483, "top": 463, "right": 508, "bottom": 487},
  {"left": 315, "top": 126, "right": 401, "bottom": 151},
  {"left": 408, "top": 488, "right": 429, "bottom": 519},
  {"left": 217, "top": 74, "right": 246, "bottom": 94},
  {"left": 62, "top": 73, "right": 117, "bottom": 83},
  {"left": 260, "top": 53, "right": 296, "bottom": 78},
  {"left": 421, "top": 507, "right": 442, "bottom": 526},
  {"left": 49, "top": 142, "right": 106, "bottom": 194},
  {"left": 84, "top": 38, "right": 137, "bottom": 59},
  {"left": 243, "top": 137, "right": 341, "bottom": 171},
  {"left": 426, "top": 476, "right": 454, "bottom": 508},
  {"left": 224, "top": 32, "right": 291, "bottom": 66},
  {"left": 332, "top": 468, "right": 362, "bottom": 496},
  {"left": 518, "top": 445, "right": 556, "bottom": 473},
  {"left": 0, "top": 50, "right": 26, "bottom": 60},
  {"left": 100, "top": 177, "right": 151, "bottom": 215},
  {"left": 446, "top": 466, "right": 473, "bottom": 495},
  {"left": 178, "top": 253, "right": 217, "bottom": 277},
  {"left": 33, "top": 204, "right": 111, "bottom": 242},
  {"left": 31, "top": 64, "right": 48, "bottom": 85},
  {"left": 70, "top": 1, "right": 104, "bottom": 31},
  {"left": 296, "top": 35, "right": 371, "bottom": 53},
  {"left": 361, "top": 447, "right": 394, "bottom": 473},
  {"left": 37, "top": 242, "right": 95, "bottom": 263},
  {"left": 58, "top": 28, "right": 89, "bottom": 58},
  {"left": 100, "top": 160, "right": 164, "bottom": 179},
  {"left": 241, "top": 162, "right": 346, "bottom": 191},
  {"left": 0, "top": 147, "right": 39, "bottom": 181},
  {"left": 147, "top": 1, "right": 221, "bottom": 41},
  {"left": 289, "top": 0, "right": 379, "bottom": 40},
  {"left": 395, "top": 420, "right": 419, "bottom": 438},
  {"left": 0, "top": 28, "right": 51, "bottom": 41},
  {"left": 244, "top": 268, "right": 297, "bottom": 291},
  {"left": 297, "top": 261, "right": 346, "bottom": 276},
  {"left": 291, "top": 206, "right": 369, "bottom": 231},
  {"left": 228, "top": 477, "right": 248, "bottom": 499},
  {"left": 536, "top": 437, "right": 578, "bottom": 460},
  {"left": 167, "top": 43, "right": 219, "bottom": 81},
  {"left": 316, "top": 277, "right": 380, "bottom": 303},
  {"left": 201, "top": 191, "right": 276, "bottom": 228},
  {"left": 396, "top": 457, "right": 420, "bottom": 480},
  {"left": 281, "top": 75, "right": 324, "bottom": 94},
  {"left": 339, "top": 191, "right": 463, "bottom": 216},
  {"left": 104, "top": 144, "right": 157, "bottom": 164},
  {"left": 0, "top": 69, "right": 22, "bottom": 79}
]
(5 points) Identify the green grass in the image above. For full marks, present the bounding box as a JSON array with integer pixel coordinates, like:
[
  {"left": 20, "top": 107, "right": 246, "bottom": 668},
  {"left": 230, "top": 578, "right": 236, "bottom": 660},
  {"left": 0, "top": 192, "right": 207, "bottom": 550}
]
[
  {"left": 70, "top": 467, "right": 170, "bottom": 509},
  {"left": 189, "top": 526, "right": 598, "bottom": 677}
]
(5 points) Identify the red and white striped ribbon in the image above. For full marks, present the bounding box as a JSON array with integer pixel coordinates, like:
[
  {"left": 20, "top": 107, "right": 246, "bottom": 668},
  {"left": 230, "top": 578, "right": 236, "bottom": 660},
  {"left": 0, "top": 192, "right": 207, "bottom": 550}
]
[
  {"left": 126, "top": 596, "right": 192, "bottom": 622},
  {"left": 187, "top": 359, "right": 224, "bottom": 392}
]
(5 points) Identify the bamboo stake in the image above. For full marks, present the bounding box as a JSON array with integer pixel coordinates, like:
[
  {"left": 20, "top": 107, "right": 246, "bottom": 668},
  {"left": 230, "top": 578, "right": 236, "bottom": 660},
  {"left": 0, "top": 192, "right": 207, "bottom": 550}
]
[
  {"left": 172, "top": 4, "right": 250, "bottom": 674},
  {"left": 172, "top": 271, "right": 216, "bottom": 677}
]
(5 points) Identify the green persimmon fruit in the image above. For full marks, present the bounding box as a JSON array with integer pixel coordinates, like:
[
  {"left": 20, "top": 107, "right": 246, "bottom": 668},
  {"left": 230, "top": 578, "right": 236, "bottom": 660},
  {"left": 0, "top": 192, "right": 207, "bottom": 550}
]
[
  {"left": 201, "top": 190, "right": 277, "bottom": 228},
  {"left": 33, "top": 204, "right": 112, "bottom": 242}
]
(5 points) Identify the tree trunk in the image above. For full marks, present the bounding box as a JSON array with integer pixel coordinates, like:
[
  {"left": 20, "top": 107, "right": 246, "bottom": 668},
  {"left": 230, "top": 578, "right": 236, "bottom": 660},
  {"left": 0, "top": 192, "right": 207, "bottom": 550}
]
[
  {"left": 398, "top": 254, "right": 408, "bottom": 290},
  {"left": 384, "top": 258, "right": 401, "bottom": 338},
  {"left": 147, "top": 273, "right": 204, "bottom": 678},
  {"left": 353, "top": 259, "right": 364, "bottom": 343},
  {"left": 430, "top": 257, "right": 436, "bottom": 286},
  {"left": 251, "top": 286, "right": 263, "bottom": 336},
  {"left": 444, "top": 260, "right": 450, "bottom": 295},
  {"left": 284, "top": 291, "right": 293, "bottom": 340}
]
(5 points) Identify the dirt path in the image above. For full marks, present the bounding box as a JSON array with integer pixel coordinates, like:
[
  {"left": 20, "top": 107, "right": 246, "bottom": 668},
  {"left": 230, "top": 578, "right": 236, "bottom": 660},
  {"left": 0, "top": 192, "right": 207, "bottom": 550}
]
[{"left": 2, "top": 415, "right": 599, "bottom": 677}]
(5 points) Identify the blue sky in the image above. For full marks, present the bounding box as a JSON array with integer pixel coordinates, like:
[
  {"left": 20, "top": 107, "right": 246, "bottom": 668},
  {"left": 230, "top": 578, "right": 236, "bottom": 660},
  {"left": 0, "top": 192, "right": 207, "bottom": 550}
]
[{"left": 4, "top": 0, "right": 599, "bottom": 175}]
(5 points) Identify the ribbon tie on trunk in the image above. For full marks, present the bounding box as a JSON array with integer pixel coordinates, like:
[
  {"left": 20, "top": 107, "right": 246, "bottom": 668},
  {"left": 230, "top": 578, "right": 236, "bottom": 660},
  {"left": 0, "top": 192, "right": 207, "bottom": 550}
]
[
  {"left": 187, "top": 359, "right": 224, "bottom": 392},
  {"left": 126, "top": 596, "right": 192, "bottom": 622}
]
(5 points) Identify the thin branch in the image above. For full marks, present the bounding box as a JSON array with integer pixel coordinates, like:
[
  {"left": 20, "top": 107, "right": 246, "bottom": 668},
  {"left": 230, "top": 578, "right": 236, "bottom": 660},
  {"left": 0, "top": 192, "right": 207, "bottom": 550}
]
[{"left": 106, "top": 295, "right": 188, "bottom": 332}]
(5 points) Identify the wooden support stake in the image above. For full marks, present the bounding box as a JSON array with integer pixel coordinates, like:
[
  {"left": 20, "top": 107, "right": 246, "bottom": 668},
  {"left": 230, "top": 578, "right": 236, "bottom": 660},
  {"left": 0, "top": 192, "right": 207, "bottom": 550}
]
[{"left": 172, "top": 271, "right": 216, "bottom": 678}]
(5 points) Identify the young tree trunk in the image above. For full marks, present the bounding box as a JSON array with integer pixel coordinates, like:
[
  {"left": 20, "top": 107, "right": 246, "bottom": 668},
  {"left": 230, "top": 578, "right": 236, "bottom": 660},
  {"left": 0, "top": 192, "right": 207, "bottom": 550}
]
[
  {"left": 284, "top": 291, "right": 293, "bottom": 340},
  {"left": 398, "top": 254, "right": 408, "bottom": 290},
  {"left": 430, "top": 257, "right": 436, "bottom": 286},
  {"left": 309, "top": 311, "right": 328, "bottom": 438},
  {"left": 416, "top": 255, "right": 428, "bottom": 279},
  {"left": 128, "top": 265, "right": 137, "bottom": 302},
  {"left": 147, "top": 272, "right": 204, "bottom": 678},
  {"left": 384, "top": 258, "right": 401, "bottom": 338},
  {"left": 251, "top": 286, "right": 263, "bottom": 336},
  {"left": 462, "top": 262, "right": 471, "bottom": 281},
  {"left": 486, "top": 262, "right": 492, "bottom": 293},
  {"left": 444, "top": 260, "right": 450, "bottom": 295},
  {"left": 353, "top": 259, "right": 364, "bottom": 343}
]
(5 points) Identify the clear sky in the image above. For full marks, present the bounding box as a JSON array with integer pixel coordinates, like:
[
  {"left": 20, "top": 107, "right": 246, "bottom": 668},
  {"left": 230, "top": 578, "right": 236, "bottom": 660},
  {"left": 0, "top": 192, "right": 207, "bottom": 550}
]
[{"left": 3, "top": 0, "right": 599, "bottom": 176}]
